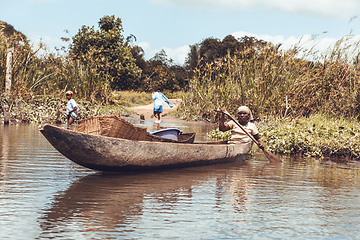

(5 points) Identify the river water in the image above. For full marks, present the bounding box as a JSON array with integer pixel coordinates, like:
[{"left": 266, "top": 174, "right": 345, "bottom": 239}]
[{"left": 1, "top": 123, "right": 360, "bottom": 239}]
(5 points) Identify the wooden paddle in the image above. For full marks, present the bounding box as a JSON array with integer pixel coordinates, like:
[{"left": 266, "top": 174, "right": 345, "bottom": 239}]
[{"left": 219, "top": 109, "right": 282, "bottom": 163}]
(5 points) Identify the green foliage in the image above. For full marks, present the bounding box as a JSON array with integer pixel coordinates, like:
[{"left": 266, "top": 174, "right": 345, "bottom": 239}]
[
  {"left": 206, "top": 128, "right": 231, "bottom": 140},
  {"left": 142, "top": 50, "right": 187, "bottom": 92},
  {"left": 260, "top": 114, "right": 360, "bottom": 159},
  {"left": 3, "top": 16, "right": 360, "bottom": 128},
  {"left": 108, "top": 90, "right": 152, "bottom": 107},
  {"left": 205, "top": 113, "right": 360, "bottom": 160},
  {"left": 185, "top": 44, "right": 200, "bottom": 71},
  {"left": 1, "top": 17, "right": 186, "bottom": 103},
  {"left": 0, "top": 21, "right": 54, "bottom": 97},
  {"left": 177, "top": 35, "right": 360, "bottom": 121},
  {"left": 70, "top": 15, "right": 141, "bottom": 94},
  {"left": 0, "top": 93, "right": 131, "bottom": 123},
  {"left": 185, "top": 35, "right": 270, "bottom": 70},
  {"left": 199, "top": 37, "right": 221, "bottom": 62}
]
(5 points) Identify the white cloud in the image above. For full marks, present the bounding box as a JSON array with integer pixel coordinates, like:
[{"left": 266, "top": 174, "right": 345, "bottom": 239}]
[
  {"left": 140, "top": 31, "right": 360, "bottom": 66},
  {"left": 138, "top": 42, "right": 158, "bottom": 60},
  {"left": 29, "top": 31, "right": 360, "bottom": 66},
  {"left": 265, "top": 0, "right": 359, "bottom": 18},
  {"left": 163, "top": 45, "right": 190, "bottom": 65},
  {"left": 28, "top": 33, "right": 65, "bottom": 52},
  {"left": 139, "top": 41, "right": 190, "bottom": 65},
  {"left": 149, "top": 0, "right": 360, "bottom": 18},
  {"left": 232, "top": 31, "right": 313, "bottom": 49},
  {"left": 232, "top": 30, "right": 360, "bottom": 60}
]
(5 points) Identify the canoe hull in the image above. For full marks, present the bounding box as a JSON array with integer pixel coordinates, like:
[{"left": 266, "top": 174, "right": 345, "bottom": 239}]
[{"left": 39, "top": 124, "right": 252, "bottom": 172}]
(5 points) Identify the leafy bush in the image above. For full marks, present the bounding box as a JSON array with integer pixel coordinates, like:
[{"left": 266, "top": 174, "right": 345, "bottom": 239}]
[{"left": 260, "top": 114, "right": 360, "bottom": 159}]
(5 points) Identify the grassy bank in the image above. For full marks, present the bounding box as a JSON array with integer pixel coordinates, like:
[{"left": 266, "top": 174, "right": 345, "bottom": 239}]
[
  {"left": 260, "top": 114, "right": 360, "bottom": 160},
  {"left": 0, "top": 91, "right": 152, "bottom": 124},
  {"left": 3, "top": 91, "right": 360, "bottom": 162},
  {"left": 208, "top": 113, "right": 360, "bottom": 161}
]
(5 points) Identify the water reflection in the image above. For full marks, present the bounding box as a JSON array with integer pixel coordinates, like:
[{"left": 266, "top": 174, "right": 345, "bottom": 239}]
[
  {"left": 1, "top": 125, "right": 9, "bottom": 181},
  {"left": 1, "top": 124, "right": 360, "bottom": 239},
  {"left": 38, "top": 163, "right": 253, "bottom": 238},
  {"left": 37, "top": 154, "right": 360, "bottom": 239}
]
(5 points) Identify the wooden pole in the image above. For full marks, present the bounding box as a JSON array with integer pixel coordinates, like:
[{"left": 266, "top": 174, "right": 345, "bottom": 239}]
[
  {"left": 5, "top": 47, "right": 14, "bottom": 95},
  {"left": 3, "top": 104, "right": 10, "bottom": 124},
  {"left": 56, "top": 102, "right": 63, "bottom": 124}
]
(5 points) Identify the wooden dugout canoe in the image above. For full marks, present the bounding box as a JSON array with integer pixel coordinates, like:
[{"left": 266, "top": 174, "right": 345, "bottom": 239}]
[{"left": 39, "top": 124, "right": 253, "bottom": 172}]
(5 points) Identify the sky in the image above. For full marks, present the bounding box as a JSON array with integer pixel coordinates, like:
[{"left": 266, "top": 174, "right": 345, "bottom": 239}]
[{"left": 1, "top": 0, "right": 360, "bottom": 65}]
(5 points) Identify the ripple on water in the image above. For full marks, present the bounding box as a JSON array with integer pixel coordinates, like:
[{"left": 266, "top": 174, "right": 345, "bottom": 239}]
[{"left": 1, "top": 124, "right": 360, "bottom": 239}]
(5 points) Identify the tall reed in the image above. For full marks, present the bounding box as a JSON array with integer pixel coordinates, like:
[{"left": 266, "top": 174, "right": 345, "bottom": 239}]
[
  {"left": 177, "top": 35, "right": 360, "bottom": 121},
  {"left": 0, "top": 45, "right": 114, "bottom": 104}
]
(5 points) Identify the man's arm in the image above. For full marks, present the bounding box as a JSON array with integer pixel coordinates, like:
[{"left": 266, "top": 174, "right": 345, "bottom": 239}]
[
  {"left": 253, "top": 134, "right": 264, "bottom": 149},
  {"left": 219, "top": 111, "right": 230, "bottom": 132}
]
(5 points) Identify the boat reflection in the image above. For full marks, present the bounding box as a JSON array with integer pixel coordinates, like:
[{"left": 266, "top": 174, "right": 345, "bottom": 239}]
[{"left": 38, "top": 162, "right": 254, "bottom": 236}]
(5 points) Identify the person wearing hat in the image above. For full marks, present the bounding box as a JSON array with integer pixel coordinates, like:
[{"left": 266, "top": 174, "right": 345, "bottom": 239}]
[
  {"left": 219, "top": 106, "right": 264, "bottom": 149},
  {"left": 63, "top": 90, "right": 78, "bottom": 128}
]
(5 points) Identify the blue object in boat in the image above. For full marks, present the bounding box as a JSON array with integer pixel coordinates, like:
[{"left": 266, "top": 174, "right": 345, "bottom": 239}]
[{"left": 151, "top": 128, "right": 182, "bottom": 141}]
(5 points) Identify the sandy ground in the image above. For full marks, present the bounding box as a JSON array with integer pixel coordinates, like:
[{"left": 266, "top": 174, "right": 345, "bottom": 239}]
[
  {"left": 125, "top": 99, "right": 218, "bottom": 141},
  {"left": 126, "top": 99, "right": 186, "bottom": 123}
]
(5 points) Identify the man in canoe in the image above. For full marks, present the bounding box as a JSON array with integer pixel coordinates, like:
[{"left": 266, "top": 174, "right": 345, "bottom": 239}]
[
  {"left": 152, "top": 88, "right": 174, "bottom": 123},
  {"left": 219, "top": 106, "right": 264, "bottom": 149},
  {"left": 62, "top": 90, "right": 78, "bottom": 128}
]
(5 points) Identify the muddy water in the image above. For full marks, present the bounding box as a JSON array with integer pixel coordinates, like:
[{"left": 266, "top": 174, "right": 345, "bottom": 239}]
[
  {"left": 123, "top": 115, "right": 218, "bottom": 141},
  {"left": 1, "top": 123, "right": 360, "bottom": 239}
]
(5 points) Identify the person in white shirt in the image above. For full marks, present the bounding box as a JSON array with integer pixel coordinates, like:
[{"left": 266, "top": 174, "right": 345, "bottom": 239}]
[
  {"left": 152, "top": 88, "right": 174, "bottom": 123},
  {"left": 219, "top": 106, "right": 264, "bottom": 149},
  {"left": 63, "top": 90, "right": 78, "bottom": 128}
]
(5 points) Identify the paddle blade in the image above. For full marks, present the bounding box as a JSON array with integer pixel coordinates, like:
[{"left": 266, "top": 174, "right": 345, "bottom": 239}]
[{"left": 263, "top": 149, "right": 282, "bottom": 163}]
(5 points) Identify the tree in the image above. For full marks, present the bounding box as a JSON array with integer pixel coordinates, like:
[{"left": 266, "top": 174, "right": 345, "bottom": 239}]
[
  {"left": 70, "top": 15, "right": 140, "bottom": 96},
  {"left": 199, "top": 37, "right": 220, "bottom": 63},
  {"left": 220, "top": 35, "right": 240, "bottom": 57},
  {"left": 130, "top": 45, "right": 147, "bottom": 70},
  {"left": 0, "top": 21, "right": 48, "bottom": 97},
  {"left": 1, "top": 21, "right": 26, "bottom": 94},
  {"left": 143, "top": 49, "right": 187, "bottom": 91},
  {"left": 185, "top": 43, "right": 200, "bottom": 70}
]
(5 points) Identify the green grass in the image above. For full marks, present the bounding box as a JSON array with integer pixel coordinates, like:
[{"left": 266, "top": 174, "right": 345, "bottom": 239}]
[
  {"left": 108, "top": 91, "right": 152, "bottom": 107},
  {"left": 175, "top": 35, "right": 360, "bottom": 122},
  {"left": 260, "top": 114, "right": 360, "bottom": 159},
  {"left": 1, "top": 93, "right": 135, "bottom": 124},
  {"left": 207, "top": 113, "right": 360, "bottom": 160}
]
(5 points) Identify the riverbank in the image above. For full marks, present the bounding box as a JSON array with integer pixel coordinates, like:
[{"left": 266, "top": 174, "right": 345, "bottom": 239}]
[
  {"left": 2, "top": 97, "right": 360, "bottom": 163},
  {"left": 206, "top": 114, "right": 360, "bottom": 163},
  {"left": 125, "top": 98, "right": 213, "bottom": 126},
  {"left": 126, "top": 98, "right": 182, "bottom": 123},
  {"left": 257, "top": 114, "right": 360, "bottom": 163}
]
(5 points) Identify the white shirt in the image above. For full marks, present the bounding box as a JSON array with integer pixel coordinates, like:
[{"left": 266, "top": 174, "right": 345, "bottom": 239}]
[
  {"left": 66, "top": 98, "right": 77, "bottom": 118},
  {"left": 227, "top": 120, "right": 259, "bottom": 143}
]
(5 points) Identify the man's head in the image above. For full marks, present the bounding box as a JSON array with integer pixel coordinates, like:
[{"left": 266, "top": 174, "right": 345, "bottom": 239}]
[
  {"left": 237, "top": 106, "right": 254, "bottom": 121},
  {"left": 66, "top": 90, "right": 73, "bottom": 99}
]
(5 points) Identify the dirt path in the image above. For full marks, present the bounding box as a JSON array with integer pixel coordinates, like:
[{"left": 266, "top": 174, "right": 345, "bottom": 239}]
[
  {"left": 126, "top": 99, "right": 184, "bottom": 123},
  {"left": 126, "top": 99, "right": 217, "bottom": 139}
]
